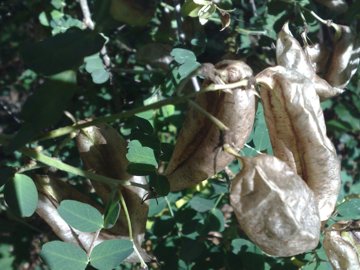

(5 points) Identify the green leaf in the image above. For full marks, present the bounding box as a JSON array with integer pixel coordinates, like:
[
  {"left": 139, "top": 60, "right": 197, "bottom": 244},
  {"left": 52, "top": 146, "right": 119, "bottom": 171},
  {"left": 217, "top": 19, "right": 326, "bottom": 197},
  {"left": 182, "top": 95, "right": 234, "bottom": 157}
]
[
  {"left": 335, "top": 104, "right": 360, "bottom": 131},
  {"left": 178, "top": 60, "right": 201, "bottom": 78},
  {"left": 57, "top": 200, "right": 103, "bottom": 232},
  {"left": 327, "top": 119, "right": 352, "bottom": 132},
  {"left": 91, "top": 69, "right": 110, "bottom": 84},
  {"left": 198, "top": 3, "right": 216, "bottom": 25},
  {"left": 41, "top": 241, "right": 88, "bottom": 270},
  {"left": 181, "top": 0, "right": 203, "bottom": 17},
  {"left": 39, "top": 12, "right": 50, "bottom": 26},
  {"left": 208, "top": 208, "right": 225, "bottom": 232},
  {"left": 21, "top": 27, "right": 106, "bottom": 75},
  {"left": 171, "top": 48, "right": 197, "bottom": 65},
  {"left": 253, "top": 103, "right": 271, "bottom": 151},
  {"left": 179, "top": 238, "right": 205, "bottom": 262},
  {"left": 126, "top": 140, "right": 158, "bottom": 167},
  {"left": 4, "top": 174, "right": 38, "bottom": 217},
  {"left": 189, "top": 196, "right": 215, "bottom": 212},
  {"left": 127, "top": 163, "right": 157, "bottom": 176},
  {"left": 198, "top": 207, "right": 225, "bottom": 235},
  {"left": 337, "top": 198, "right": 360, "bottom": 219},
  {"left": 6, "top": 72, "right": 77, "bottom": 152},
  {"left": 148, "top": 197, "right": 166, "bottom": 217},
  {"left": 90, "top": 239, "right": 133, "bottom": 270},
  {"left": 84, "top": 53, "right": 110, "bottom": 84},
  {"left": 149, "top": 173, "right": 170, "bottom": 197},
  {"left": 253, "top": 123, "right": 270, "bottom": 151},
  {"left": 153, "top": 215, "right": 176, "bottom": 236},
  {"left": 231, "top": 238, "right": 256, "bottom": 254},
  {"left": 51, "top": 0, "right": 65, "bottom": 9},
  {"left": 103, "top": 200, "right": 120, "bottom": 229}
]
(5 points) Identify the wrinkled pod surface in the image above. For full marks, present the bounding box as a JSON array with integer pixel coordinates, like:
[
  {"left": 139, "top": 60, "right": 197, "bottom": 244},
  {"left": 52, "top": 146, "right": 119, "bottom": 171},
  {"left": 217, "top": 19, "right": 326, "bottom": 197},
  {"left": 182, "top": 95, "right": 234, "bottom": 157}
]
[
  {"left": 165, "top": 60, "right": 257, "bottom": 191},
  {"left": 230, "top": 154, "right": 321, "bottom": 257},
  {"left": 276, "top": 22, "right": 343, "bottom": 100},
  {"left": 256, "top": 66, "right": 341, "bottom": 221},
  {"left": 323, "top": 220, "right": 360, "bottom": 270}
]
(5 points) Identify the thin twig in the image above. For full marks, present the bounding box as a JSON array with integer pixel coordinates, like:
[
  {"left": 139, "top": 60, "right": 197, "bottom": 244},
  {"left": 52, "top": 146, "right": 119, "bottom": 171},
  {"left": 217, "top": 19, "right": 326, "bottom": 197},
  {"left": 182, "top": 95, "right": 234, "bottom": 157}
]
[
  {"left": 0, "top": 79, "right": 249, "bottom": 144},
  {"left": 87, "top": 228, "right": 101, "bottom": 256},
  {"left": 119, "top": 191, "right": 148, "bottom": 269},
  {"left": 79, "top": 0, "right": 95, "bottom": 29},
  {"left": 20, "top": 147, "right": 128, "bottom": 186},
  {"left": 188, "top": 99, "right": 229, "bottom": 131},
  {"left": 78, "top": 0, "right": 112, "bottom": 80},
  {"left": 244, "top": 143, "right": 263, "bottom": 155},
  {"left": 249, "top": 0, "right": 257, "bottom": 17}
]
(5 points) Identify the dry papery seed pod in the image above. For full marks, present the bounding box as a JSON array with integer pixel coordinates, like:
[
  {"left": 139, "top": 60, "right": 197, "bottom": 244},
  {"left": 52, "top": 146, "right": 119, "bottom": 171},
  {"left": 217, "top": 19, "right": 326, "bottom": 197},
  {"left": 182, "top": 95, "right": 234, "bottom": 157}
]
[
  {"left": 256, "top": 66, "right": 341, "bottom": 221},
  {"left": 323, "top": 24, "right": 360, "bottom": 89},
  {"left": 230, "top": 155, "right": 320, "bottom": 257},
  {"left": 76, "top": 123, "right": 150, "bottom": 256},
  {"left": 303, "top": 43, "right": 330, "bottom": 75},
  {"left": 276, "top": 22, "right": 342, "bottom": 100},
  {"left": 35, "top": 174, "right": 151, "bottom": 263},
  {"left": 165, "top": 60, "right": 257, "bottom": 192},
  {"left": 323, "top": 220, "right": 360, "bottom": 270}
]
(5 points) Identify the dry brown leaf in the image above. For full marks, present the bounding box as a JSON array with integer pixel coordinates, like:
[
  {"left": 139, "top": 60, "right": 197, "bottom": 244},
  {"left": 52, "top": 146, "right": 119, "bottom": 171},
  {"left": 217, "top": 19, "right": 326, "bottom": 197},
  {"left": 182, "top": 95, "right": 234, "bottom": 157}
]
[
  {"left": 76, "top": 123, "right": 148, "bottom": 234},
  {"left": 323, "top": 221, "right": 360, "bottom": 270},
  {"left": 75, "top": 123, "right": 150, "bottom": 259},
  {"left": 256, "top": 66, "right": 341, "bottom": 221},
  {"left": 230, "top": 155, "right": 320, "bottom": 257},
  {"left": 165, "top": 60, "right": 256, "bottom": 191}
]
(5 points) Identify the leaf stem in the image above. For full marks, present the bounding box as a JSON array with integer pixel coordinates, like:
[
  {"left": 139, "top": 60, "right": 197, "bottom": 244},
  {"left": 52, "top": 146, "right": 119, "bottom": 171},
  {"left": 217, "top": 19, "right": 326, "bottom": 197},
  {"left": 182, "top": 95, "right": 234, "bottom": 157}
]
[
  {"left": 244, "top": 143, "right": 263, "bottom": 155},
  {"left": 35, "top": 95, "right": 194, "bottom": 142},
  {"left": 213, "top": 193, "right": 224, "bottom": 209},
  {"left": 222, "top": 144, "right": 242, "bottom": 158},
  {"left": 188, "top": 99, "right": 229, "bottom": 131},
  {"left": 87, "top": 228, "right": 101, "bottom": 257},
  {"left": 204, "top": 78, "right": 249, "bottom": 91},
  {"left": 20, "top": 147, "right": 127, "bottom": 186},
  {"left": 119, "top": 191, "right": 148, "bottom": 269},
  {"left": 164, "top": 196, "right": 174, "bottom": 218},
  {"left": 2, "top": 79, "right": 249, "bottom": 145}
]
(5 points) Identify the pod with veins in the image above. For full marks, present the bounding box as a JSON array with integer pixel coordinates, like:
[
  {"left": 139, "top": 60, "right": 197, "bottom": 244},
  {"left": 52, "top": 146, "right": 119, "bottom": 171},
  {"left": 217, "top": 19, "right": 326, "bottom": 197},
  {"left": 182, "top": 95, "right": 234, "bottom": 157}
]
[
  {"left": 230, "top": 154, "right": 320, "bottom": 257},
  {"left": 165, "top": 60, "right": 257, "bottom": 192},
  {"left": 256, "top": 66, "right": 341, "bottom": 221},
  {"left": 323, "top": 221, "right": 360, "bottom": 270},
  {"left": 276, "top": 22, "right": 343, "bottom": 100}
]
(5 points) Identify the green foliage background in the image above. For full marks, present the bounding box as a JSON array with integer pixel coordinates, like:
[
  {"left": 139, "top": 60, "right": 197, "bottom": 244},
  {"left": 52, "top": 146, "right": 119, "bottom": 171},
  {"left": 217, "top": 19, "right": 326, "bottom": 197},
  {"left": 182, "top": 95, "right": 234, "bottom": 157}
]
[{"left": 0, "top": 0, "right": 359, "bottom": 269}]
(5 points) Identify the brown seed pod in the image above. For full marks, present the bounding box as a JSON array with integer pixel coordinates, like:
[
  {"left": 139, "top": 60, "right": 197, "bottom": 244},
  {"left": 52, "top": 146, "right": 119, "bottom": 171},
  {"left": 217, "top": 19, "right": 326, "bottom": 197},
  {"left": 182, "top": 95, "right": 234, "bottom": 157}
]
[
  {"left": 324, "top": 25, "right": 360, "bottom": 89},
  {"left": 304, "top": 43, "right": 330, "bottom": 74},
  {"left": 230, "top": 155, "right": 320, "bottom": 257},
  {"left": 323, "top": 221, "right": 360, "bottom": 270},
  {"left": 165, "top": 60, "right": 257, "bottom": 191},
  {"left": 76, "top": 123, "right": 149, "bottom": 250},
  {"left": 276, "top": 22, "right": 343, "bottom": 100},
  {"left": 35, "top": 174, "right": 151, "bottom": 263},
  {"left": 256, "top": 66, "right": 341, "bottom": 221}
]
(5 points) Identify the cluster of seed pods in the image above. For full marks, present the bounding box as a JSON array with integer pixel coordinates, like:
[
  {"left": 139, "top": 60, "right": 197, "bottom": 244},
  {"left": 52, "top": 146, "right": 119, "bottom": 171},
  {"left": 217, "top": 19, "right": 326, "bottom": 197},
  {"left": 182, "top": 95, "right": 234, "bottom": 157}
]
[{"left": 35, "top": 19, "right": 359, "bottom": 264}]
